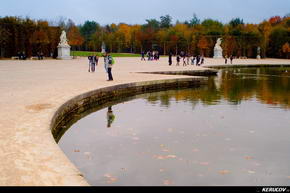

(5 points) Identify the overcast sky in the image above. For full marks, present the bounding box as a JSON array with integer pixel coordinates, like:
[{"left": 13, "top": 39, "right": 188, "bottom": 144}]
[{"left": 1, "top": 0, "right": 289, "bottom": 25}]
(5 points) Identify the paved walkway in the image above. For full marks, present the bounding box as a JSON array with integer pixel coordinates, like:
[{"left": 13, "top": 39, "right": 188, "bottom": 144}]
[{"left": 0, "top": 57, "right": 289, "bottom": 185}]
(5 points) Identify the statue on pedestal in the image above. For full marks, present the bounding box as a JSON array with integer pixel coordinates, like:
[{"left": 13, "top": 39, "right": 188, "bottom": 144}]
[
  {"left": 57, "top": 30, "right": 72, "bottom": 60},
  {"left": 257, "top": 47, "right": 261, "bottom": 59},
  {"left": 59, "top": 31, "right": 69, "bottom": 47},
  {"left": 101, "top": 42, "right": 106, "bottom": 54},
  {"left": 213, "top": 38, "right": 223, "bottom": 58}
]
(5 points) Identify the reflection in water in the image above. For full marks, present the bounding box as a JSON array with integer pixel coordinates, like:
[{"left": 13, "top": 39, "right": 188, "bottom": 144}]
[
  {"left": 107, "top": 106, "right": 115, "bottom": 128},
  {"left": 58, "top": 67, "right": 290, "bottom": 186},
  {"left": 144, "top": 67, "right": 290, "bottom": 109}
]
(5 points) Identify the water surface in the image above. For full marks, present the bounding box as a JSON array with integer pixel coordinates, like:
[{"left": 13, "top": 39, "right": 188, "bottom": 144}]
[{"left": 58, "top": 67, "right": 290, "bottom": 186}]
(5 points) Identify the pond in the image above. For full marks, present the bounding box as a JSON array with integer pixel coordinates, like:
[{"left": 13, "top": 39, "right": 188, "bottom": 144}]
[{"left": 58, "top": 67, "right": 290, "bottom": 186}]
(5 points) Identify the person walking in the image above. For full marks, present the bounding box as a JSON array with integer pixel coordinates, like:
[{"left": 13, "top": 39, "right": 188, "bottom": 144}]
[
  {"left": 201, "top": 55, "right": 204, "bottom": 65},
  {"left": 88, "top": 55, "right": 93, "bottom": 72},
  {"left": 104, "top": 53, "right": 114, "bottom": 81},
  {"left": 225, "top": 55, "right": 228, "bottom": 64},
  {"left": 176, "top": 55, "right": 180, "bottom": 66},
  {"left": 141, "top": 51, "right": 146, "bottom": 61},
  {"left": 196, "top": 55, "right": 200, "bottom": 66},
  {"left": 191, "top": 56, "right": 195, "bottom": 65},
  {"left": 168, "top": 52, "right": 172, "bottom": 66},
  {"left": 230, "top": 55, "right": 234, "bottom": 64}
]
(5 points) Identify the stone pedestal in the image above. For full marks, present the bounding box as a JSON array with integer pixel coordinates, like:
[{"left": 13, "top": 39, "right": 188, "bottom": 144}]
[
  {"left": 213, "top": 48, "right": 223, "bottom": 58},
  {"left": 57, "top": 45, "right": 72, "bottom": 60}
]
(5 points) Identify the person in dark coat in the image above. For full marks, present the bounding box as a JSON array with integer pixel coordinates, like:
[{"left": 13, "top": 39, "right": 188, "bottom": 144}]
[
  {"left": 176, "top": 55, "right": 180, "bottom": 66},
  {"left": 168, "top": 52, "right": 172, "bottom": 66}
]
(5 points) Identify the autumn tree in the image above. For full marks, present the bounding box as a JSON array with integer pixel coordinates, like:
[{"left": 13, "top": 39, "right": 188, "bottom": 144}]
[
  {"left": 197, "top": 36, "right": 209, "bottom": 56},
  {"left": 282, "top": 42, "right": 290, "bottom": 58},
  {"left": 68, "top": 26, "right": 84, "bottom": 50}
]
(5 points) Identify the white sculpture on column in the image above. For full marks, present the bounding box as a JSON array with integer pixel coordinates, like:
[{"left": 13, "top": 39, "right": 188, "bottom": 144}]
[
  {"left": 213, "top": 38, "right": 223, "bottom": 58},
  {"left": 101, "top": 42, "right": 106, "bottom": 54},
  {"left": 257, "top": 47, "right": 261, "bottom": 59},
  {"left": 57, "top": 30, "right": 72, "bottom": 60}
]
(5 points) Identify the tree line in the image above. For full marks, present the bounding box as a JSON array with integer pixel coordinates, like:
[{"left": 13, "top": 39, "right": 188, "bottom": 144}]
[{"left": 0, "top": 14, "right": 289, "bottom": 58}]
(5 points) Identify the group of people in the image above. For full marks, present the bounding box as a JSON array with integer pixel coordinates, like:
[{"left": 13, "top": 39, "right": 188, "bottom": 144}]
[
  {"left": 17, "top": 51, "right": 27, "bottom": 60},
  {"left": 141, "top": 51, "right": 160, "bottom": 61},
  {"left": 88, "top": 52, "right": 114, "bottom": 81},
  {"left": 169, "top": 52, "right": 205, "bottom": 66},
  {"left": 225, "top": 55, "right": 234, "bottom": 64}
]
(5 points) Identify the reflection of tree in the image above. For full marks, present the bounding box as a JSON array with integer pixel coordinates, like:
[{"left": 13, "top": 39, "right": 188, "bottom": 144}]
[{"left": 145, "top": 67, "right": 290, "bottom": 109}]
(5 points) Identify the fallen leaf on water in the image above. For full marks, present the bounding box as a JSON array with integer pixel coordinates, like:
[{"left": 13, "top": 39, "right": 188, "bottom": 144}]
[
  {"left": 163, "top": 180, "right": 173, "bottom": 185},
  {"left": 153, "top": 155, "right": 177, "bottom": 160},
  {"left": 104, "top": 174, "right": 118, "bottom": 184},
  {"left": 248, "top": 170, "right": 256, "bottom": 174},
  {"left": 154, "top": 155, "right": 166, "bottom": 160},
  {"left": 84, "top": 152, "right": 92, "bottom": 159},
  {"left": 167, "top": 128, "right": 174, "bottom": 133},
  {"left": 245, "top": 156, "right": 253, "bottom": 160},
  {"left": 254, "top": 162, "right": 261, "bottom": 166},
  {"left": 166, "top": 155, "right": 177, "bottom": 159},
  {"left": 74, "top": 149, "right": 80, "bottom": 152},
  {"left": 199, "top": 162, "right": 210, "bottom": 166},
  {"left": 219, "top": 170, "right": 230, "bottom": 175}
]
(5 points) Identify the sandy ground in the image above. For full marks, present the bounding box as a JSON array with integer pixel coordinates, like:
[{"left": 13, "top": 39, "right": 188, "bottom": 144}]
[{"left": 0, "top": 57, "right": 289, "bottom": 186}]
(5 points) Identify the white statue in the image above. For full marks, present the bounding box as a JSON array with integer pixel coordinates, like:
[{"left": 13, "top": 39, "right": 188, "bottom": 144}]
[
  {"left": 213, "top": 38, "right": 223, "bottom": 58},
  {"left": 57, "top": 30, "right": 72, "bottom": 59},
  {"left": 101, "top": 42, "right": 106, "bottom": 54},
  {"left": 257, "top": 47, "right": 261, "bottom": 59},
  {"left": 59, "top": 30, "right": 69, "bottom": 46}
]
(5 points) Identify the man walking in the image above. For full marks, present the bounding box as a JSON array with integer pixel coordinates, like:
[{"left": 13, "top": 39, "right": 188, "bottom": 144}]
[
  {"left": 168, "top": 52, "right": 172, "bottom": 66},
  {"left": 104, "top": 53, "right": 114, "bottom": 81}
]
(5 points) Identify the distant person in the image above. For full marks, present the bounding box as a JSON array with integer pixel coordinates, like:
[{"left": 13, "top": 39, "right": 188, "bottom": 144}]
[
  {"left": 225, "top": 55, "right": 228, "bottom": 64},
  {"left": 147, "top": 51, "right": 151, "bottom": 61},
  {"left": 88, "top": 55, "right": 95, "bottom": 72},
  {"left": 186, "top": 53, "right": 191, "bottom": 65},
  {"left": 191, "top": 56, "right": 195, "bottom": 65},
  {"left": 22, "top": 52, "right": 27, "bottom": 60},
  {"left": 230, "top": 55, "right": 234, "bottom": 64},
  {"left": 168, "top": 52, "right": 172, "bottom": 66},
  {"left": 141, "top": 51, "right": 146, "bottom": 61},
  {"left": 196, "top": 55, "right": 200, "bottom": 66},
  {"left": 176, "top": 55, "right": 180, "bottom": 66},
  {"left": 40, "top": 52, "right": 44, "bottom": 60},
  {"left": 17, "top": 52, "right": 21, "bottom": 59},
  {"left": 104, "top": 53, "right": 114, "bottom": 81},
  {"left": 107, "top": 106, "right": 115, "bottom": 128},
  {"left": 201, "top": 56, "right": 204, "bottom": 65},
  {"left": 182, "top": 54, "right": 187, "bottom": 66}
]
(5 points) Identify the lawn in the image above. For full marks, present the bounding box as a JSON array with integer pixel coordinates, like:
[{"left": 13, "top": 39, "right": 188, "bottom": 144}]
[{"left": 71, "top": 51, "right": 141, "bottom": 57}]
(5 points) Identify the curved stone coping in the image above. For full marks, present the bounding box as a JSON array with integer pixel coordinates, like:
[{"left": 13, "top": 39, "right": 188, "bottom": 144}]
[
  {"left": 51, "top": 77, "right": 207, "bottom": 144},
  {"left": 137, "top": 69, "right": 218, "bottom": 76},
  {"left": 49, "top": 78, "right": 207, "bottom": 185},
  {"left": 205, "top": 64, "right": 290, "bottom": 69}
]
